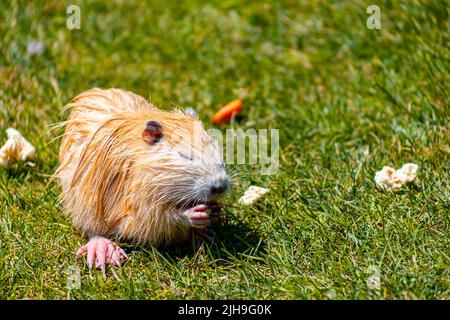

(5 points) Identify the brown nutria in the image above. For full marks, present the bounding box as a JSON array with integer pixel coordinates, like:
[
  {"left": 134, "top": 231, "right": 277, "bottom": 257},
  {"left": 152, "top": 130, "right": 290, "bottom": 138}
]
[{"left": 55, "top": 88, "right": 230, "bottom": 270}]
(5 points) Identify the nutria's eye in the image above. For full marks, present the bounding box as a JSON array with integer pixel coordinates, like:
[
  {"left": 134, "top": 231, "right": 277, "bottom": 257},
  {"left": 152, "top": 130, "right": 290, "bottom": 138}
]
[{"left": 142, "top": 120, "right": 163, "bottom": 145}]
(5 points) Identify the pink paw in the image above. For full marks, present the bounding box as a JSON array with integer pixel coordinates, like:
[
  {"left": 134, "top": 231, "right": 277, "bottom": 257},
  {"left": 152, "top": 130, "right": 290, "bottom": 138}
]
[
  {"left": 183, "top": 204, "right": 210, "bottom": 229},
  {"left": 76, "top": 236, "right": 128, "bottom": 273}
]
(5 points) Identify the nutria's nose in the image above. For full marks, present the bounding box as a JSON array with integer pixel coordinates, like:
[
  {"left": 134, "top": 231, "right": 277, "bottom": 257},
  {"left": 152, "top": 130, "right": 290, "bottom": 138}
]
[{"left": 210, "top": 178, "right": 229, "bottom": 195}]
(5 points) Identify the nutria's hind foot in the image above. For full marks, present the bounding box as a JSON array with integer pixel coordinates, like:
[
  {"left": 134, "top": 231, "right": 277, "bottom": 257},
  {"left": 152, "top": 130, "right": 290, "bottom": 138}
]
[{"left": 76, "top": 236, "right": 129, "bottom": 274}]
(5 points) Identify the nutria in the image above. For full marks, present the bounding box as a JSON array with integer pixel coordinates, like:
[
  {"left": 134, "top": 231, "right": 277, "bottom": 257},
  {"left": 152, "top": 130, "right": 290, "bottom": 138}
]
[{"left": 56, "top": 88, "right": 230, "bottom": 270}]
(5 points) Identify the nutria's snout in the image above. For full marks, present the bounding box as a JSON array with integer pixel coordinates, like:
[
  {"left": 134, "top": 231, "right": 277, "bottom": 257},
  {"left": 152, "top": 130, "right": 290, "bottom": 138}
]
[
  {"left": 210, "top": 178, "right": 230, "bottom": 195},
  {"left": 207, "top": 176, "right": 230, "bottom": 200},
  {"left": 176, "top": 176, "right": 230, "bottom": 209}
]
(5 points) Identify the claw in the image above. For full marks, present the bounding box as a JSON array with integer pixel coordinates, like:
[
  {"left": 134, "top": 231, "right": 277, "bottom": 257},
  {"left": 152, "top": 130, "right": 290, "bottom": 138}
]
[
  {"left": 112, "top": 256, "right": 121, "bottom": 267},
  {"left": 100, "top": 264, "right": 106, "bottom": 278},
  {"left": 76, "top": 244, "right": 88, "bottom": 257},
  {"left": 119, "top": 249, "right": 129, "bottom": 260}
]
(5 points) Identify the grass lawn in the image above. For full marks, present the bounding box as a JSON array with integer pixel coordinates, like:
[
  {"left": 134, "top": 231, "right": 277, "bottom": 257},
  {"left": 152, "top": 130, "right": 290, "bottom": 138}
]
[{"left": 0, "top": 0, "right": 448, "bottom": 299}]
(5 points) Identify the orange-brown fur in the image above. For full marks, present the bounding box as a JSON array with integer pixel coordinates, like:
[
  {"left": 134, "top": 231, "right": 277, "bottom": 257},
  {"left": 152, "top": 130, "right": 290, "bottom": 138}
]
[{"left": 56, "top": 88, "right": 225, "bottom": 246}]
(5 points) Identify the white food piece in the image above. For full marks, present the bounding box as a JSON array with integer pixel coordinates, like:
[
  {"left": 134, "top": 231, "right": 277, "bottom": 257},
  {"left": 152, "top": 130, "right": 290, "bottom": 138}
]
[
  {"left": 0, "top": 128, "right": 36, "bottom": 167},
  {"left": 374, "top": 166, "right": 402, "bottom": 191},
  {"left": 395, "top": 163, "right": 419, "bottom": 184},
  {"left": 374, "top": 163, "right": 418, "bottom": 191},
  {"left": 239, "top": 186, "right": 270, "bottom": 205}
]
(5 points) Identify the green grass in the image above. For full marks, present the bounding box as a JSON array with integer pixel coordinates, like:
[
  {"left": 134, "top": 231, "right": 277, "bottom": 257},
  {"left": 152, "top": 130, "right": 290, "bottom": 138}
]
[{"left": 0, "top": 0, "right": 449, "bottom": 299}]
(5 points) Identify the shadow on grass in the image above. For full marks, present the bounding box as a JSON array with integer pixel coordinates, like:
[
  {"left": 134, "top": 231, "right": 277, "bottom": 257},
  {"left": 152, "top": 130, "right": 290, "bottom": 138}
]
[
  {"left": 123, "top": 217, "right": 266, "bottom": 263},
  {"left": 0, "top": 160, "right": 53, "bottom": 185},
  {"left": 0, "top": 164, "right": 34, "bottom": 183}
]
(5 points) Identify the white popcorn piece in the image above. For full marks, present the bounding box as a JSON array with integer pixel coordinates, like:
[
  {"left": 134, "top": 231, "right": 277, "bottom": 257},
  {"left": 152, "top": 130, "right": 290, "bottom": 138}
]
[
  {"left": 0, "top": 128, "right": 36, "bottom": 167},
  {"left": 239, "top": 186, "right": 270, "bottom": 205},
  {"left": 374, "top": 163, "right": 419, "bottom": 191},
  {"left": 374, "top": 166, "right": 402, "bottom": 191},
  {"left": 395, "top": 163, "right": 419, "bottom": 184}
]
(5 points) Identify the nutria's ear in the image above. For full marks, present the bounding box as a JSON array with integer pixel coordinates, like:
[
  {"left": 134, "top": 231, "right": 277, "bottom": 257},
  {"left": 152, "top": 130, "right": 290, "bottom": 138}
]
[
  {"left": 142, "top": 120, "right": 163, "bottom": 145},
  {"left": 184, "top": 107, "right": 198, "bottom": 119}
]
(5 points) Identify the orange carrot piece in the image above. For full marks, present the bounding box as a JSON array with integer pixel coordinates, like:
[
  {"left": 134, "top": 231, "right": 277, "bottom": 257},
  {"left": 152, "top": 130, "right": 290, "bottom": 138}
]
[{"left": 211, "top": 99, "right": 243, "bottom": 124}]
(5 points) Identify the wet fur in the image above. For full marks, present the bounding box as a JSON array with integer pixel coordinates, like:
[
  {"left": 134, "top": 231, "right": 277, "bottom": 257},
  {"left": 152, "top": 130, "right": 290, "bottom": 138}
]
[{"left": 55, "top": 88, "right": 225, "bottom": 246}]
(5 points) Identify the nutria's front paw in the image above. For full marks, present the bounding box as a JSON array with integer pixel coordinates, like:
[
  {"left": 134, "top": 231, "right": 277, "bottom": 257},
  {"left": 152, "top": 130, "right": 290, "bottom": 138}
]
[
  {"left": 207, "top": 202, "right": 224, "bottom": 222},
  {"left": 76, "top": 236, "right": 128, "bottom": 274},
  {"left": 182, "top": 204, "right": 210, "bottom": 229}
]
